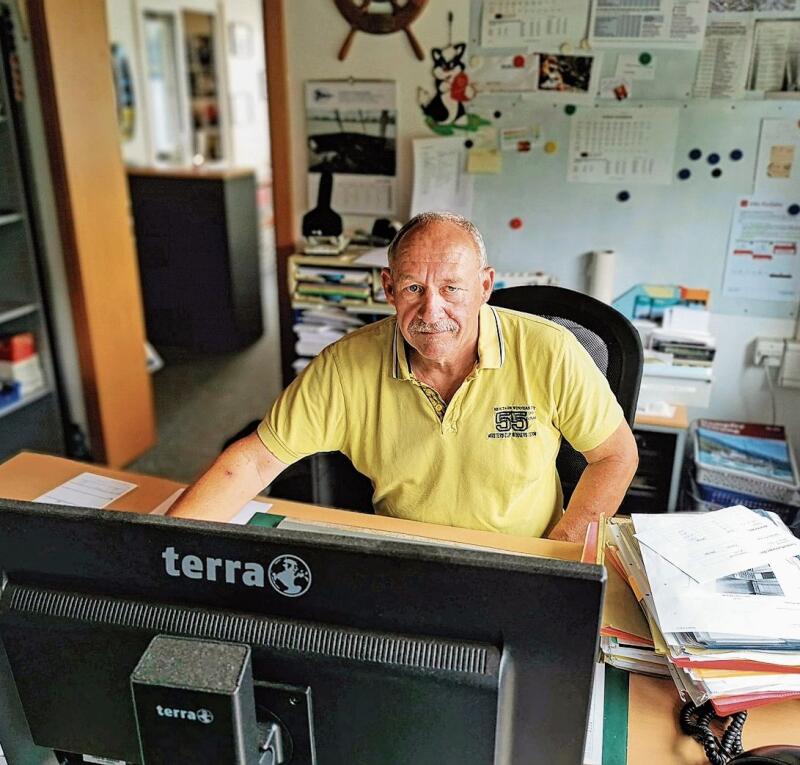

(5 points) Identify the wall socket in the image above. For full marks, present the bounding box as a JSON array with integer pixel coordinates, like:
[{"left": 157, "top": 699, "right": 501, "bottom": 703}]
[{"left": 754, "top": 337, "right": 785, "bottom": 367}]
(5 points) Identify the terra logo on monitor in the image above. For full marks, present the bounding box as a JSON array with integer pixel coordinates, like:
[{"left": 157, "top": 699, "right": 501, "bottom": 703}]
[{"left": 161, "top": 546, "right": 313, "bottom": 598}]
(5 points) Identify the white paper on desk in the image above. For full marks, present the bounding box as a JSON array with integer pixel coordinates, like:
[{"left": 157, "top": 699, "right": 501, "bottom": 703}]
[
  {"left": 634, "top": 506, "right": 800, "bottom": 583},
  {"left": 34, "top": 472, "right": 137, "bottom": 509},
  {"left": 228, "top": 499, "right": 273, "bottom": 526},
  {"left": 640, "top": 542, "right": 800, "bottom": 638},
  {"left": 411, "top": 137, "right": 473, "bottom": 219}
]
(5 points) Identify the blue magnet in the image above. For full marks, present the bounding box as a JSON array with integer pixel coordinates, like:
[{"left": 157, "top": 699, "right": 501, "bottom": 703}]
[
  {"left": 617, "top": 190, "right": 630, "bottom": 202},
  {"left": 789, "top": 204, "right": 800, "bottom": 216},
  {"left": 730, "top": 149, "right": 743, "bottom": 161},
  {"left": 677, "top": 168, "right": 691, "bottom": 180},
  {"left": 689, "top": 148, "right": 702, "bottom": 161},
  {"left": 707, "top": 153, "right": 720, "bottom": 165},
  {"left": 711, "top": 168, "right": 722, "bottom": 178}
]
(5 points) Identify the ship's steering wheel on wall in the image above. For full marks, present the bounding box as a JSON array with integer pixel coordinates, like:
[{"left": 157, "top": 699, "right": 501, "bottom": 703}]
[{"left": 333, "top": 0, "right": 428, "bottom": 61}]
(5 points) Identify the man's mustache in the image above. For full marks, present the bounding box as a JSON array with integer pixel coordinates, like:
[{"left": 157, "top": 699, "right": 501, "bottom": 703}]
[{"left": 408, "top": 319, "right": 458, "bottom": 333}]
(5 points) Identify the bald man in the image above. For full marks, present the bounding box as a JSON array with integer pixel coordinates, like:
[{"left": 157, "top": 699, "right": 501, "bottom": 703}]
[{"left": 170, "top": 212, "right": 638, "bottom": 542}]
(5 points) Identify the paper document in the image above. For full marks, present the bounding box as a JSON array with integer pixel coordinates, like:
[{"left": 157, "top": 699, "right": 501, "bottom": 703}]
[
  {"left": 693, "top": 20, "right": 754, "bottom": 98},
  {"left": 634, "top": 506, "right": 800, "bottom": 583},
  {"left": 582, "top": 662, "right": 605, "bottom": 765},
  {"left": 411, "top": 137, "right": 474, "bottom": 218},
  {"left": 480, "top": 0, "right": 591, "bottom": 49},
  {"left": 748, "top": 19, "right": 800, "bottom": 93},
  {"left": 229, "top": 500, "right": 273, "bottom": 526},
  {"left": 150, "top": 488, "right": 185, "bottom": 515},
  {"left": 754, "top": 119, "right": 800, "bottom": 197},
  {"left": 568, "top": 108, "right": 679, "bottom": 185},
  {"left": 590, "top": 0, "right": 710, "bottom": 48},
  {"left": 34, "top": 472, "right": 137, "bottom": 509},
  {"left": 722, "top": 197, "right": 800, "bottom": 302}
]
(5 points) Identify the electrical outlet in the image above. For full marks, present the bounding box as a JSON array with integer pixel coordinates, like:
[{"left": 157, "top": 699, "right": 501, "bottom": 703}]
[
  {"left": 754, "top": 337, "right": 785, "bottom": 367},
  {"left": 778, "top": 340, "right": 800, "bottom": 388}
]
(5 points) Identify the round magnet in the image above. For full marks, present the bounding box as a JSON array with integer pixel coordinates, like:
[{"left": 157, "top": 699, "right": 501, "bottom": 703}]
[
  {"left": 707, "top": 153, "right": 720, "bottom": 165},
  {"left": 711, "top": 168, "right": 722, "bottom": 178},
  {"left": 513, "top": 54, "right": 526, "bottom": 68},
  {"left": 509, "top": 217, "right": 523, "bottom": 229},
  {"left": 564, "top": 104, "right": 576, "bottom": 115},
  {"left": 617, "top": 190, "right": 630, "bottom": 202},
  {"left": 494, "top": 110, "right": 502, "bottom": 119},
  {"left": 559, "top": 42, "right": 573, "bottom": 54},
  {"left": 689, "top": 148, "right": 702, "bottom": 160},
  {"left": 789, "top": 204, "right": 800, "bottom": 216},
  {"left": 544, "top": 141, "right": 558, "bottom": 154},
  {"left": 677, "top": 168, "right": 691, "bottom": 180},
  {"left": 639, "top": 52, "right": 652, "bottom": 65},
  {"left": 464, "top": 139, "right": 474, "bottom": 149},
  {"left": 730, "top": 149, "right": 743, "bottom": 161}
]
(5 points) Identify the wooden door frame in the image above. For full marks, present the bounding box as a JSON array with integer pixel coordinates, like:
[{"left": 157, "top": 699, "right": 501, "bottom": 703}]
[{"left": 262, "top": 0, "right": 296, "bottom": 387}]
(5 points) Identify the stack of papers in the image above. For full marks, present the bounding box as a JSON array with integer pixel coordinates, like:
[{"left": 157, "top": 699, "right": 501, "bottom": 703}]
[
  {"left": 606, "top": 506, "right": 800, "bottom": 714},
  {"left": 292, "top": 307, "right": 364, "bottom": 371}
]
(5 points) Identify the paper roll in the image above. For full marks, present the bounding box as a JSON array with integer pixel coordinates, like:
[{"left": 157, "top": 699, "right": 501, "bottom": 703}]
[{"left": 588, "top": 250, "right": 616, "bottom": 304}]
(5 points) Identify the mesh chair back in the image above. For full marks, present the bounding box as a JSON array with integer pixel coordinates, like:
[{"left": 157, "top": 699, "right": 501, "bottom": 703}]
[{"left": 489, "top": 286, "right": 643, "bottom": 503}]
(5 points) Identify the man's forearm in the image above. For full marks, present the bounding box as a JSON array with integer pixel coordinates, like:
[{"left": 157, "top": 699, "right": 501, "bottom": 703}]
[
  {"left": 168, "top": 433, "right": 287, "bottom": 522},
  {"left": 550, "top": 454, "right": 637, "bottom": 542}
]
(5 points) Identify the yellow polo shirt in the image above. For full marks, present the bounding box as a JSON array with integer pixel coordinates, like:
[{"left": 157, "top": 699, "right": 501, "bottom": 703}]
[{"left": 258, "top": 304, "right": 624, "bottom": 538}]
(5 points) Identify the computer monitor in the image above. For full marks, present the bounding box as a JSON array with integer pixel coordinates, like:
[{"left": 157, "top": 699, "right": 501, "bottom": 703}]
[{"left": 0, "top": 499, "right": 605, "bottom": 764}]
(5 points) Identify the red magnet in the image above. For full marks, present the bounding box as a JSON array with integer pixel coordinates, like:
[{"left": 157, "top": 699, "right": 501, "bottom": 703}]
[
  {"left": 509, "top": 217, "right": 523, "bottom": 229},
  {"left": 513, "top": 55, "right": 526, "bottom": 68}
]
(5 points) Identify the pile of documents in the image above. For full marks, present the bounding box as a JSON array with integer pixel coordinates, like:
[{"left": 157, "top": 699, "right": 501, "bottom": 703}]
[
  {"left": 292, "top": 307, "right": 364, "bottom": 373},
  {"left": 614, "top": 285, "right": 716, "bottom": 409},
  {"left": 684, "top": 419, "right": 800, "bottom": 533},
  {"left": 604, "top": 506, "right": 800, "bottom": 714},
  {"left": 293, "top": 265, "right": 372, "bottom": 305}
]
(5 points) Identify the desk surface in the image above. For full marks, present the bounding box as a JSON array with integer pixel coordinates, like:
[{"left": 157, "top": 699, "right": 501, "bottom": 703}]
[{"left": 1, "top": 451, "right": 798, "bottom": 764}]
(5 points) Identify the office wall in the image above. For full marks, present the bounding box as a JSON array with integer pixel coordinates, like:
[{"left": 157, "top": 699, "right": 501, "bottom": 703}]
[{"left": 282, "top": 0, "right": 800, "bottom": 448}]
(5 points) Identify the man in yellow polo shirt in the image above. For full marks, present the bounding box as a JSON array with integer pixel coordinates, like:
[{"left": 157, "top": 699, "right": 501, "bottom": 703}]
[{"left": 171, "top": 212, "right": 638, "bottom": 541}]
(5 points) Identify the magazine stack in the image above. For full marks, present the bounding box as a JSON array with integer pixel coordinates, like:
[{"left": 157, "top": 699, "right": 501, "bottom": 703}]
[{"left": 683, "top": 419, "right": 800, "bottom": 535}]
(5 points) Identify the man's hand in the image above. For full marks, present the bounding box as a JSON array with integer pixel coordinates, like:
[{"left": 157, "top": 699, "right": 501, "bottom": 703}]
[
  {"left": 547, "top": 421, "right": 638, "bottom": 543},
  {"left": 168, "top": 433, "right": 288, "bottom": 522}
]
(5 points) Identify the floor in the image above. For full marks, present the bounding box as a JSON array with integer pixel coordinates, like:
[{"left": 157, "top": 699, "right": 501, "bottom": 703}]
[{"left": 128, "top": 256, "right": 284, "bottom": 484}]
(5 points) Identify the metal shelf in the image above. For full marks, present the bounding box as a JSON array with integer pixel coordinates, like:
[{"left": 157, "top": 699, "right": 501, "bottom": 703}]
[
  {"left": 0, "top": 385, "right": 51, "bottom": 420},
  {"left": 0, "top": 301, "right": 37, "bottom": 325}
]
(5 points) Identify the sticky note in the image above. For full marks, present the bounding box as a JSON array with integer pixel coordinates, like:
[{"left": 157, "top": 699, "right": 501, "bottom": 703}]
[{"left": 467, "top": 148, "right": 502, "bottom": 174}]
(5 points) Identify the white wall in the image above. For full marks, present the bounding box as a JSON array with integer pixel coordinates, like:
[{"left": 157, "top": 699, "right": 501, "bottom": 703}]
[{"left": 281, "top": 0, "right": 800, "bottom": 449}]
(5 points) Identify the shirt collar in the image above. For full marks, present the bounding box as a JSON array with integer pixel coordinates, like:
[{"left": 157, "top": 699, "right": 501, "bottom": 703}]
[{"left": 391, "top": 303, "right": 505, "bottom": 380}]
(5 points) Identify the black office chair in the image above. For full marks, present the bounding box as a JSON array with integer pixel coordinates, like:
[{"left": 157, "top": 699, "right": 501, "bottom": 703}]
[{"left": 266, "top": 285, "right": 643, "bottom": 512}]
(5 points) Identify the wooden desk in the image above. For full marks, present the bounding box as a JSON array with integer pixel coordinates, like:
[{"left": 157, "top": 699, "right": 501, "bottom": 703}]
[{"left": 1, "top": 451, "right": 798, "bottom": 764}]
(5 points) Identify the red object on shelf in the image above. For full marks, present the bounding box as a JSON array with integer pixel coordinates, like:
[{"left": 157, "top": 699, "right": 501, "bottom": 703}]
[
  {"left": 509, "top": 217, "right": 523, "bottom": 230},
  {"left": 513, "top": 55, "right": 526, "bottom": 68},
  {"left": 0, "top": 331, "right": 35, "bottom": 361}
]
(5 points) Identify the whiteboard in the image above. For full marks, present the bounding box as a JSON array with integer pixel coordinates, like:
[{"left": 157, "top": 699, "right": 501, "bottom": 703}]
[{"left": 465, "top": 0, "right": 800, "bottom": 318}]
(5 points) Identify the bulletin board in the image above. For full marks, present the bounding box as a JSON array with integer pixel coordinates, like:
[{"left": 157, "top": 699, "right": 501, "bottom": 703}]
[{"left": 455, "top": 0, "right": 800, "bottom": 319}]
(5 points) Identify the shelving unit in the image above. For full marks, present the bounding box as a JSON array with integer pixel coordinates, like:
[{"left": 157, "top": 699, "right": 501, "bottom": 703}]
[{"left": 0, "top": 11, "right": 65, "bottom": 459}]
